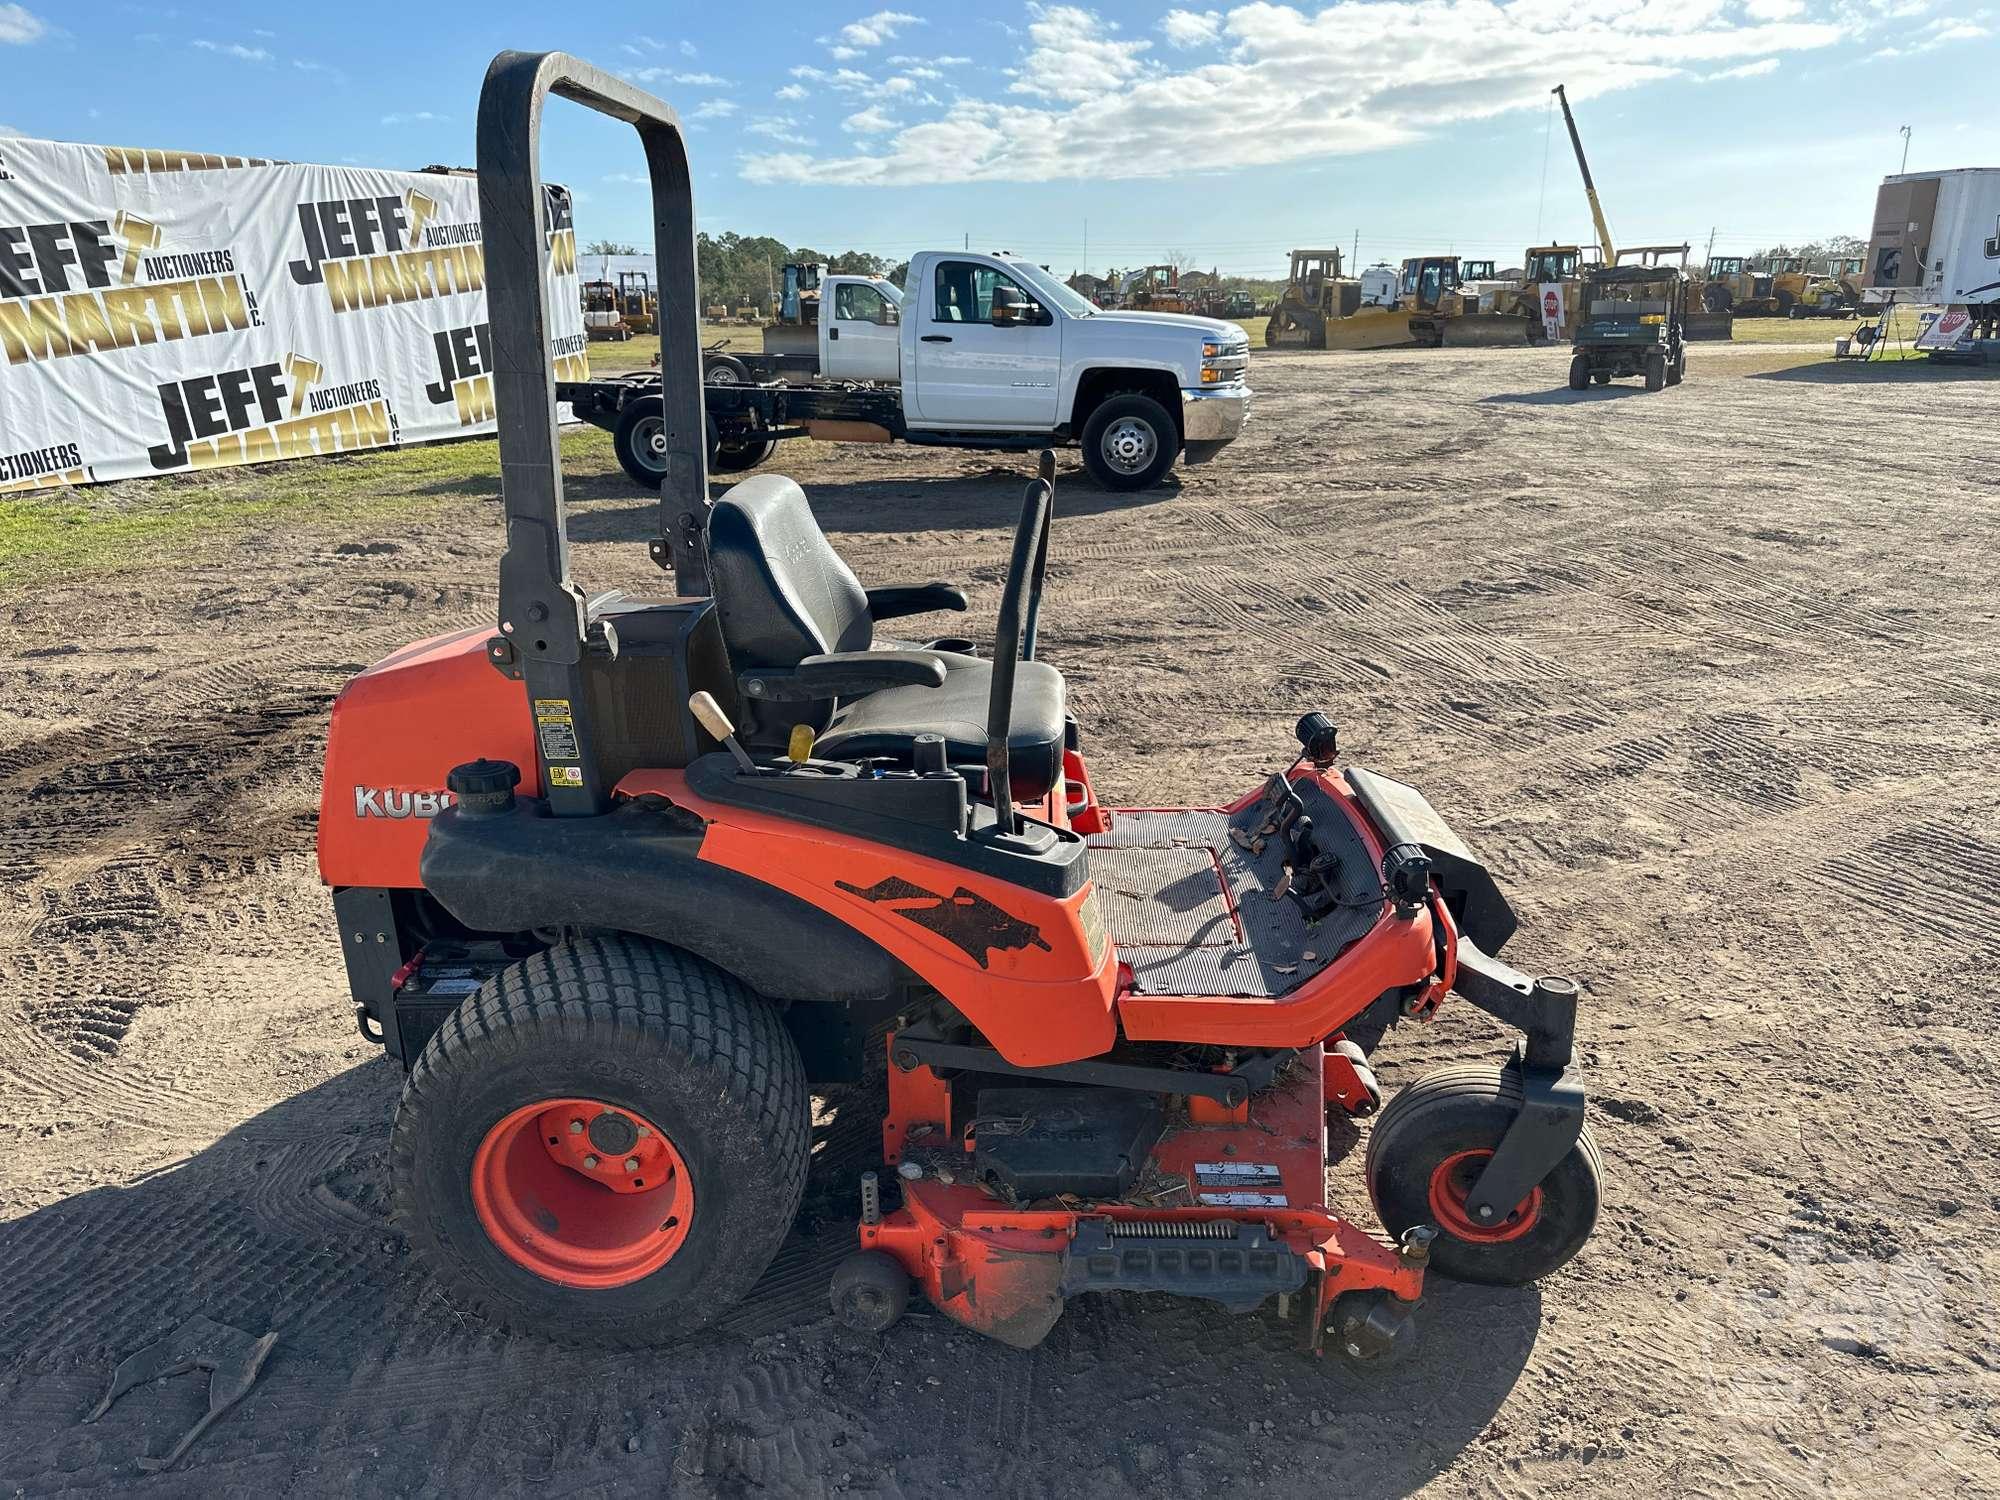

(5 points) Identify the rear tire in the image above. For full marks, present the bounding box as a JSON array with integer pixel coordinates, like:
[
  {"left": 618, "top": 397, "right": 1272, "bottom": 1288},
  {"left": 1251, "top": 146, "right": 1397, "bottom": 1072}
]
[
  {"left": 391, "top": 937, "right": 810, "bottom": 1347},
  {"left": 612, "top": 395, "right": 669, "bottom": 489},
  {"left": 1666, "top": 347, "right": 1686, "bottom": 386},
  {"left": 1080, "top": 392, "right": 1177, "bottom": 491},
  {"left": 705, "top": 354, "right": 751, "bottom": 386},
  {"left": 1567, "top": 354, "right": 1590, "bottom": 391},
  {"left": 1364, "top": 1064, "right": 1600, "bottom": 1287}
]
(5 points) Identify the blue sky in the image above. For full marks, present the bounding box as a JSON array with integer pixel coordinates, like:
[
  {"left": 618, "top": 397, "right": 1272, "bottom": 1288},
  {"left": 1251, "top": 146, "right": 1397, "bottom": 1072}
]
[{"left": 3, "top": 2, "right": 1995, "bottom": 276}]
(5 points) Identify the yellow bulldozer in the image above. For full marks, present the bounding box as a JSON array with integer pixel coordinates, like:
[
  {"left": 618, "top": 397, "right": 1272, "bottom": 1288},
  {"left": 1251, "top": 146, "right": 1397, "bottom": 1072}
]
[
  {"left": 1265, "top": 249, "right": 1365, "bottom": 348},
  {"left": 1403, "top": 255, "right": 1542, "bottom": 347}
]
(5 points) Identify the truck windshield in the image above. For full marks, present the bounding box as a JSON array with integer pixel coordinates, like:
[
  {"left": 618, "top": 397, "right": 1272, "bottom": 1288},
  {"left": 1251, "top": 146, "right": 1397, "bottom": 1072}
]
[{"left": 1007, "top": 260, "right": 1096, "bottom": 318}]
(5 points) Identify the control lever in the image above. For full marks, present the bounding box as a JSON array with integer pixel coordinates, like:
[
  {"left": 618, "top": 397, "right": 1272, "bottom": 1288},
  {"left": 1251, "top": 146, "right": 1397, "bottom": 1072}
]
[{"left": 689, "top": 691, "right": 758, "bottom": 774}]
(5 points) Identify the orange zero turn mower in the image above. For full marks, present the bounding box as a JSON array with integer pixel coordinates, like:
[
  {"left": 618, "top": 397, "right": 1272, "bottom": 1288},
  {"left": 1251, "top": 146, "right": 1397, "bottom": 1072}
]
[{"left": 316, "top": 51, "right": 1601, "bottom": 1360}]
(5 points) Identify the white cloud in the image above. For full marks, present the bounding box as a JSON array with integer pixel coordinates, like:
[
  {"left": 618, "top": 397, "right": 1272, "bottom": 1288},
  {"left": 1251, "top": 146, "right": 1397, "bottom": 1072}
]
[
  {"left": 1163, "top": 8, "right": 1222, "bottom": 46},
  {"left": 692, "top": 98, "right": 739, "bottom": 119},
  {"left": 889, "top": 52, "right": 970, "bottom": 65},
  {"left": 838, "top": 9, "right": 921, "bottom": 48},
  {"left": 629, "top": 67, "right": 733, "bottom": 87},
  {"left": 746, "top": 0, "right": 1854, "bottom": 187},
  {"left": 1010, "top": 5, "right": 1149, "bottom": 101},
  {"left": 381, "top": 111, "right": 449, "bottom": 125},
  {"left": 0, "top": 4, "right": 45, "bottom": 44},
  {"left": 192, "top": 38, "right": 272, "bottom": 62},
  {"left": 842, "top": 105, "right": 901, "bottom": 133},
  {"left": 681, "top": 38, "right": 698, "bottom": 57},
  {"left": 747, "top": 114, "right": 811, "bottom": 144},
  {"left": 881, "top": 74, "right": 918, "bottom": 93},
  {"left": 252, "top": 27, "right": 277, "bottom": 38},
  {"left": 1744, "top": 0, "right": 1804, "bottom": 16},
  {"left": 603, "top": 171, "right": 649, "bottom": 184},
  {"left": 0, "top": 123, "right": 22, "bottom": 136},
  {"left": 829, "top": 44, "right": 864, "bottom": 60},
  {"left": 1704, "top": 56, "right": 1780, "bottom": 78},
  {"left": 776, "top": 82, "right": 809, "bottom": 100}
]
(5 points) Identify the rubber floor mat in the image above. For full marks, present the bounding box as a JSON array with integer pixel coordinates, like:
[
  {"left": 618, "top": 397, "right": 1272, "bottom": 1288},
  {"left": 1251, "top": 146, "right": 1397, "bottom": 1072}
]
[{"left": 1087, "top": 777, "right": 1385, "bottom": 998}]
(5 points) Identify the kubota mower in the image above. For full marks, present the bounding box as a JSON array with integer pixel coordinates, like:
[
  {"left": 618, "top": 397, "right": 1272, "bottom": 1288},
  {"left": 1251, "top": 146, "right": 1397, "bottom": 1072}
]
[{"left": 317, "top": 52, "right": 1600, "bottom": 1359}]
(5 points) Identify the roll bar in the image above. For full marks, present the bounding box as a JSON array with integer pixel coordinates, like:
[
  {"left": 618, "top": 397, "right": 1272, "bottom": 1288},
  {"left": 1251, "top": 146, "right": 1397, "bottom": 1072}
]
[
  {"left": 985, "top": 450, "right": 1056, "bottom": 834},
  {"left": 475, "top": 50, "right": 709, "bottom": 816}
]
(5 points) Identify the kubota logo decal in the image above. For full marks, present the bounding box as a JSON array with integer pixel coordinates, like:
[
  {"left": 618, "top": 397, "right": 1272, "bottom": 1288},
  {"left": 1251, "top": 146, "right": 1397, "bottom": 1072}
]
[{"left": 354, "top": 786, "right": 454, "bottom": 819}]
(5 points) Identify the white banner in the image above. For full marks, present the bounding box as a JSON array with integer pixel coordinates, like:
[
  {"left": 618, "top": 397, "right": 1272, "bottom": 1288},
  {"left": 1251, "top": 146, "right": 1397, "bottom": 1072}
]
[{"left": 0, "top": 137, "right": 586, "bottom": 492}]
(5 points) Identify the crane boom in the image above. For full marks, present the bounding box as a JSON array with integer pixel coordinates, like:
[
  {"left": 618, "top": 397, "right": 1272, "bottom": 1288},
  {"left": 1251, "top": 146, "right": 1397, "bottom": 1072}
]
[{"left": 1551, "top": 84, "right": 1615, "bottom": 264}]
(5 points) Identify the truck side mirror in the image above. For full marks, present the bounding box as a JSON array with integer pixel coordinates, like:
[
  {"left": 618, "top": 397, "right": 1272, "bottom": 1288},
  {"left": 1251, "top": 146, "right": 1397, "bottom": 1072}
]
[{"left": 990, "top": 285, "right": 1026, "bottom": 326}]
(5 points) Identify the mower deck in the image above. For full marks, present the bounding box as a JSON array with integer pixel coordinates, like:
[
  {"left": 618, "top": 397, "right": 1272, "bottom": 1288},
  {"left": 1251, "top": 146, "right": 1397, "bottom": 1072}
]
[
  {"left": 1086, "top": 781, "right": 1382, "bottom": 998},
  {"left": 866, "top": 1041, "right": 1424, "bottom": 1349}
]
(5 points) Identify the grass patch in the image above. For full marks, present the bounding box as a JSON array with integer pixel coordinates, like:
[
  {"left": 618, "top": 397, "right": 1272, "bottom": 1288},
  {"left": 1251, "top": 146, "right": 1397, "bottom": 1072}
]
[{"left": 0, "top": 427, "right": 619, "bottom": 587}]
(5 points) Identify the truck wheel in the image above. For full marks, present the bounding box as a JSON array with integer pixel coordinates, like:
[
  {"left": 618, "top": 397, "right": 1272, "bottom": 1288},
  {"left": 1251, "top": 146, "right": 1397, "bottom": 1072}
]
[
  {"left": 1644, "top": 352, "right": 1666, "bottom": 392},
  {"left": 612, "top": 395, "right": 668, "bottom": 488},
  {"left": 1666, "top": 347, "right": 1685, "bottom": 386},
  {"left": 1364, "top": 1064, "right": 1601, "bottom": 1287},
  {"left": 705, "top": 354, "right": 750, "bottom": 386},
  {"left": 1080, "top": 393, "right": 1177, "bottom": 491},
  {"left": 391, "top": 937, "right": 810, "bottom": 1347},
  {"left": 1567, "top": 354, "right": 1590, "bottom": 391},
  {"left": 712, "top": 434, "right": 777, "bottom": 473}
]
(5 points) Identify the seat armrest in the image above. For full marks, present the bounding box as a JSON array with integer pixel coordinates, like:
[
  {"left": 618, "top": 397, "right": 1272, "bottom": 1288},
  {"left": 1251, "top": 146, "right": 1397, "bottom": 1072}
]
[
  {"left": 865, "top": 583, "right": 969, "bottom": 622},
  {"left": 740, "top": 650, "right": 948, "bottom": 703}
]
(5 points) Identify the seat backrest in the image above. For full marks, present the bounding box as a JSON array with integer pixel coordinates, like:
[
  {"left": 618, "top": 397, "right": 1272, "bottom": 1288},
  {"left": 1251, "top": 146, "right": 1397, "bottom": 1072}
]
[{"left": 707, "top": 474, "right": 872, "bottom": 671}]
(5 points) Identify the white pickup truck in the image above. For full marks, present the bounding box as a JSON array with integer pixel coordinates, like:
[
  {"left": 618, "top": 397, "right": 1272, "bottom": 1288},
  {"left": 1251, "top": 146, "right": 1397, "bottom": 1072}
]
[{"left": 563, "top": 250, "right": 1252, "bottom": 491}]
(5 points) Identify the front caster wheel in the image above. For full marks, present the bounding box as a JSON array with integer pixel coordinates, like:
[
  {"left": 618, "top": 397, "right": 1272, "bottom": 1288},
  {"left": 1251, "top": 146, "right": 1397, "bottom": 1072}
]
[
  {"left": 831, "top": 1250, "right": 910, "bottom": 1333},
  {"left": 1364, "top": 1064, "right": 1601, "bottom": 1287}
]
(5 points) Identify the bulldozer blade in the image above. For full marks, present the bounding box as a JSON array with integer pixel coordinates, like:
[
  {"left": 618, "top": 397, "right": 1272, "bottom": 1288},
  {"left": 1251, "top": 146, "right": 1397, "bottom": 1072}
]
[
  {"left": 1321, "top": 309, "right": 1418, "bottom": 351},
  {"left": 1438, "top": 315, "right": 1535, "bottom": 348},
  {"left": 1683, "top": 313, "right": 1734, "bottom": 341}
]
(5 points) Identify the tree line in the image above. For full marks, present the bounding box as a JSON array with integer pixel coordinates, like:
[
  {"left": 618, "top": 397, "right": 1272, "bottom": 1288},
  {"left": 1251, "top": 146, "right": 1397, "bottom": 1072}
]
[{"left": 584, "top": 235, "right": 903, "bottom": 312}]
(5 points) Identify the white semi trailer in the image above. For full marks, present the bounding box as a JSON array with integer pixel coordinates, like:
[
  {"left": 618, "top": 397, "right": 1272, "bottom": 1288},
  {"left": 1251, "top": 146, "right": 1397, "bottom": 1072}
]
[{"left": 1864, "top": 167, "right": 2000, "bottom": 356}]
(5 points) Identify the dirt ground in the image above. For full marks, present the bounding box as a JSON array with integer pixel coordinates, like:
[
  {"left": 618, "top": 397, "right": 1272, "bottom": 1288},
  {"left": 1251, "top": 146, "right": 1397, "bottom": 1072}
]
[{"left": 3, "top": 338, "right": 1998, "bottom": 1497}]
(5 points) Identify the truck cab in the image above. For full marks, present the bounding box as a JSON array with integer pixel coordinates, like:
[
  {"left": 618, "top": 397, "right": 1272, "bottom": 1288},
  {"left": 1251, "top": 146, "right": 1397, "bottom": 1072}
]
[{"left": 892, "top": 250, "right": 1249, "bottom": 488}]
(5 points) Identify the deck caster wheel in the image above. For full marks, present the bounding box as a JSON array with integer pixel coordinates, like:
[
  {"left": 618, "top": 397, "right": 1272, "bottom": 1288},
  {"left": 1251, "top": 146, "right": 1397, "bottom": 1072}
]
[
  {"left": 831, "top": 1251, "right": 910, "bottom": 1334},
  {"left": 1364, "top": 1065, "right": 1601, "bottom": 1287},
  {"left": 1327, "top": 1288, "right": 1417, "bottom": 1369}
]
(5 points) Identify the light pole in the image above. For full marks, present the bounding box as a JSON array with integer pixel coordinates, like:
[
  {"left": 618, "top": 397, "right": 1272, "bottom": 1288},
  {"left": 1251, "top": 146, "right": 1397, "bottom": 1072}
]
[{"left": 1899, "top": 125, "right": 1912, "bottom": 174}]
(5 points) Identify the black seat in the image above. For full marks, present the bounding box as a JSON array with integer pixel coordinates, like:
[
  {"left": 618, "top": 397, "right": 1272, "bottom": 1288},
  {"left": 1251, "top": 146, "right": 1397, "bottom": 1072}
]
[{"left": 706, "top": 474, "right": 1066, "bottom": 801}]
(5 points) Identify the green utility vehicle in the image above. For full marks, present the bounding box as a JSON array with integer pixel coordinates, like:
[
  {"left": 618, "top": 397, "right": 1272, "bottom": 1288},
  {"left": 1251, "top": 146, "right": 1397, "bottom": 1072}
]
[{"left": 1567, "top": 264, "right": 1687, "bottom": 393}]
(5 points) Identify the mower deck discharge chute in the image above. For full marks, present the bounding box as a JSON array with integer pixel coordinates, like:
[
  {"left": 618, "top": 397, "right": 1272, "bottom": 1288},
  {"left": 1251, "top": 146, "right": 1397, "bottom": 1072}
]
[{"left": 316, "top": 50, "right": 1602, "bottom": 1359}]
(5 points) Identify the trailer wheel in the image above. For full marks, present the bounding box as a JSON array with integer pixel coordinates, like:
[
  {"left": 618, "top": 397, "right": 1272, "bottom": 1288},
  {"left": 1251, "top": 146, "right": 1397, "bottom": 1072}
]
[
  {"left": 391, "top": 937, "right": 810, "bottom": 1347},
  {"left": 1364, "top": 1064, "right": 1601, "bottom": 1287},
  {"left": 612, "top": 395, "right": 669, "bottom": 488},
  {"left": 1567, "top": 355, "right": 1590, "bottom": 391},
  {"left": 1644, "top": 352, "right": 1666, "bottom": 392},
  {"left": 1080, "top": 393, "right": 1177, "bottom": 491}
]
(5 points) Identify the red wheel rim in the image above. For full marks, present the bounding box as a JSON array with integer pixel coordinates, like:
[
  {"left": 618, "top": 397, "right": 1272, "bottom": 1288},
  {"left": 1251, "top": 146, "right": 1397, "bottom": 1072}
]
[
  {"left": 1426, "top": 1148, "right": 1541, "bottom": 1244},
  {"left": 471, "top": 1098, "right": 694, "bottom": 1288}
]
